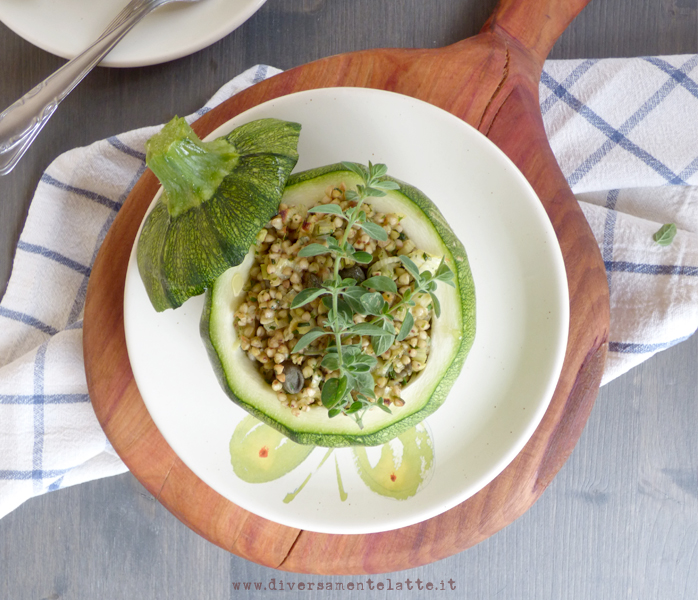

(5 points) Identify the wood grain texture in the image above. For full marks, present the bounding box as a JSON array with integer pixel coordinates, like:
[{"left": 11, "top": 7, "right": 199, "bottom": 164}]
[{"left": 82, "top": 0, "right": 610, "bottom": 574}]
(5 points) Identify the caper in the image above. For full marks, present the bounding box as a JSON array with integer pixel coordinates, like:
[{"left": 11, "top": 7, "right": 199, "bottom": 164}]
[
  {"left": 281, "top": 362, "right": 304, "bottom": 394},
  {"left": 339, "top": 265, "right": 366, "bottom": 283},
  {"left": 303, "top": 271, "right": 323, "bottom": 289},
  {"left": 260, "top": 365, "right": 275, "bottom": 384}
]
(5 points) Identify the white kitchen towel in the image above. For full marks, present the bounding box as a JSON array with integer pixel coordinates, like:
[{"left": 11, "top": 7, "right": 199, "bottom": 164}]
[
  {"left": 0, "top": 65, "right": 280, "bottom": 519},
  {"left": 540, "top": 55, "right": 698, "bottom": 383},
  {"left": 1, "top": 57, "right": 698, "bottom": 519}
]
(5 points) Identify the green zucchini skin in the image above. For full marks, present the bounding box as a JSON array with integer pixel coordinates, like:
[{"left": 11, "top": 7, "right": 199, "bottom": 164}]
[
  {"left": 137, "top": 118, "right": 301, "bottom": 312},
  {"left": 201, "top": 164, "right": 476, "bottom": 447}
]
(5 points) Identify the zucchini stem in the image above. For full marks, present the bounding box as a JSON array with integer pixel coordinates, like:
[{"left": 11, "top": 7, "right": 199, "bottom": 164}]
[{"left": 146, "top": 117, "right": 240, "bottom": 218}]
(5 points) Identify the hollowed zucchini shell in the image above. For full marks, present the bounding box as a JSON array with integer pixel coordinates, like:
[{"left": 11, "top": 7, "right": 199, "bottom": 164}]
[{"left": 201, "top": 164, "right": 476, "bottom": 447}]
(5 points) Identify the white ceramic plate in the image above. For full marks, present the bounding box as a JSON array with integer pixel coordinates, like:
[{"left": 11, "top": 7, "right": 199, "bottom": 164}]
[
  {"left": 123, "top": 88, "right": 569, "bottom": 535},
  {"left": 0, "top": 0, "right": 266, "bottom": 68}
]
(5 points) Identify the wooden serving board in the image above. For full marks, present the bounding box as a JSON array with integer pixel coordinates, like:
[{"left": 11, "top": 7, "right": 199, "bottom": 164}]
[{"left": 83, "top": 0, "right": 608, "bottom": 574}]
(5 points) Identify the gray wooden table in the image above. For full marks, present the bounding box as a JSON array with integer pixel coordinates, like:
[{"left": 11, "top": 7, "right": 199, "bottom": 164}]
[{"left": 1, "top": 1, "right": 697, "bottom": 598}]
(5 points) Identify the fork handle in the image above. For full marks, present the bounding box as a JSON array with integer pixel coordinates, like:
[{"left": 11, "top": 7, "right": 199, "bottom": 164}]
[{"left": 0, "top": 0, "right": 156, "bottom": 176}]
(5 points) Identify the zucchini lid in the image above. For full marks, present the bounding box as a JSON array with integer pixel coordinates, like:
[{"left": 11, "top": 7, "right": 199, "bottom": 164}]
[
  {"left": 137, "top": 117, "right": 301, "bottom": 312},
  {"left": 201, "top": 163, "right": 475, "bottom": 447}
]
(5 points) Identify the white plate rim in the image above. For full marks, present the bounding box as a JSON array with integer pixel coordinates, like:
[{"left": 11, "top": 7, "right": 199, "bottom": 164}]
[{"left": 0, "top": 0, "right": 267, "bottom": 68}]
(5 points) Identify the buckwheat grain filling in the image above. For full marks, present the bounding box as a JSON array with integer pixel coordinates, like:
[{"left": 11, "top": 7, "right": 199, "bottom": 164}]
[{"left": 233, "top": 184, "right": 434, "bottom": 416}]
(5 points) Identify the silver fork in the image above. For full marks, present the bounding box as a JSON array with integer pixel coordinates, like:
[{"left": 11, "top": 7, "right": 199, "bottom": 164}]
[{"left": 0, "top": 0, "right": 201, "bottom": 176}]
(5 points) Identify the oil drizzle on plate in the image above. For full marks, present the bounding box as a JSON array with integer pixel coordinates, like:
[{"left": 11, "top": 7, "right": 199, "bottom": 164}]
[
  {"left": 283, "top": 448, "right": 333, "bottom": 504},
  {"left": 352, "top": 423, "right": 434, "bottom": 500},
  {"left": 229, "top": 415, "right": 313, "bottom": 483},
  {"left": 230, "top": 416, "right": 434, "bottom": 502},
  {"left": 335, "top": 454, "right": 348, "bottom": 502}
]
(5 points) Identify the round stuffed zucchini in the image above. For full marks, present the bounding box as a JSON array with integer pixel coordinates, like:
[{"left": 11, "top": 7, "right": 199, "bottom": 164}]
[{"left": 201, "top": 163, "right": 476, "bottom": 447}]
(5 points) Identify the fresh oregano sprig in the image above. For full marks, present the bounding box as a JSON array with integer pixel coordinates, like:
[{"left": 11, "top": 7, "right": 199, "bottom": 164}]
[{"left": 289, "top": 161, "right": 455, "bottom": 428}]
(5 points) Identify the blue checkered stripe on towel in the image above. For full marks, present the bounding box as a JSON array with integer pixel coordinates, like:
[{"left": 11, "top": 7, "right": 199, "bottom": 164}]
[
  {"left": 0, "top": 137, "right": 144, "bottom": 517},
  {"left": 540, "top": 55, "right": 698, "bottom": 383},
  {"left": 0, "top": 65, "right": 276, "bottom": 518}
]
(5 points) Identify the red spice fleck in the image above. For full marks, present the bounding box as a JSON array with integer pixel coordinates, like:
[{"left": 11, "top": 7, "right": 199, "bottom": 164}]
[
  {"left": 390, "top": 473, "right": 397, "bottom": 482},
  {"left": 258, "top": 446, "right": 269, "bottom": 458}
]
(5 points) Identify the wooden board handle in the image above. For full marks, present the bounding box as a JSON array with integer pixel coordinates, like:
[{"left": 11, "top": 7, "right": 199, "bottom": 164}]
[{"left": 482, "top": 0, "right": 592, "bottom": 63}]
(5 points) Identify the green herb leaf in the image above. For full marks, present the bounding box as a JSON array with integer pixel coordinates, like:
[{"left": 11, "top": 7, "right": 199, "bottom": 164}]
[
  {"left": 327, "top": 408, "right": 342, "bottom": 418},
  {"left": 436, "top": 273, "right": 455, "bottom": 287},
  {"left": 376, "top": 398, "right": 392, "bottom": 414},
  {"left": 292, "top": 327, "right": 331, "bottom": 353},
  {"left": 308, "top": 204, "right": 344, "bottom": 216},
  {"left": 345, "top": 401, "right": 364, "bottom": 415},
  {"left": 352, "top": 251, "right": 373, "bottom": 264},
  {"left": 346, "top": 362, "right": 371, "bottom": 374},
  {"left": 368, "top": 162, "right": 388, "bottom": 178},
  {"left": 335, "top": 298, "right": 354, "bottom": 325},
  {"left": 381, "top": 317, "right": 396, "bottom": 335},
  {"left": 320, "top": 352, "right": 340, "bottom": 371},
  {"left": 653, "top": 223, "right": 677, "bottom": 246},
  {"left": 346, "top": 353, "right": 377, "bottom": 373},
  {"left": 339, "top": 345, "right": 362, "bottom": 362},
  {"left": 435, "top": 257, "right": 452, "bottom": 279},
  {"left": 429, "top": 291, "right": 442, "bottom": 318},
  {"left": 342, "top": 287, "right": 369, "bottom": 314},
  {"left": 359, "top": 221, "right": 389, "bottom": 241},
  {"left": 399, "top": 255, "right": 421, "bottom": 280},
  {"left": 362, "top": 275, "right": 397, "bottom": 294},
  {"left": 358, "top": 389, "right": 376, "bottom": 402},
  {"left": 341, "top": 161, "right": 367, "bottom": 179},
  {"left": 360, "top": 292, "right": 386, "bottom": 316},
  {"left": 350, "top": 371, "right": 376, "bottom": 397},
  {"left": 364, "top": 187, "right": 387, "bottom": 198},
  {"left": 321, "top": 376, "right": 348, "bottom": 409},
  {"left": 327, "top": 310, "right": 352, "bottom": 331},
  {"left": 342, "top": 287, "right": 367, "bottom": 299},
  {"left": 298, "top": 243, "right": 330, "bottom": 257},
  {"left": 326, "top": 237, "right": 342, "bottom": 252},
  {"left": 372, "top": 333, "right": 395, "bottom": 357},
  {"left": 397, "top": 311, "right": 414, "bottom": 341},
  {"left": 349, "top": 323, "right": 395, "bottom": 336},
  {"left": 290, "top": 287, "right": 327, "bottom": 309},
  {"left": 372, "top": 179, "right": 400, "bottom": 191}
]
